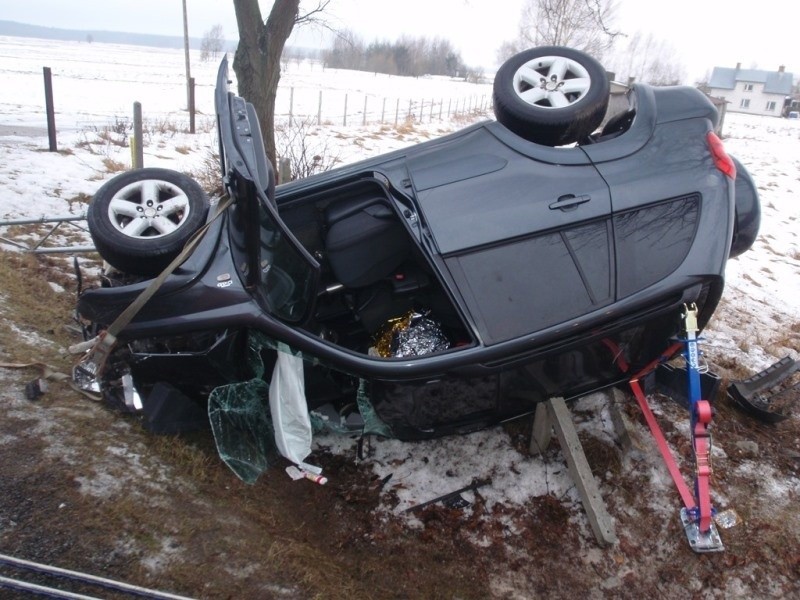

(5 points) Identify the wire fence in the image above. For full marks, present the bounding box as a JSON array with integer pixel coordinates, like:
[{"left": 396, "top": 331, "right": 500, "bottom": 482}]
[{"left": 275, "top": 88, "right": 494, "bottom": 127}]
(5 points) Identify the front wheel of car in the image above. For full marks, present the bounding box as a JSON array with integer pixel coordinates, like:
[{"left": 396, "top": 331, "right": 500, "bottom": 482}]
[
  {"left": 87, "top": 168, "right": 209, "bottom": 276},
  {"left": 493, "top": 46, "right": 610, "bottom": 146}
]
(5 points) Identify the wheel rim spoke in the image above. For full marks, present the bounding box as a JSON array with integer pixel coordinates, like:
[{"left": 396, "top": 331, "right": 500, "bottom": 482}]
[
  {"left": 560, "top": 77, "right": 591, "bottom": 96},
  {"left": 548, "top": 58, "right": 569, "bottom": 82},
  {"left": 520, "top": 87, "right": 548, "bottom": 104},
  {"left": 158, "top": 195, "right": 189, "bottom": 218},
  {"left": 109, "top": 198, "right": 140, "bottom": 218},
  {"left": 141, "top": 180, "right": 161, "bottom": 206},
  {"left": 518, "top": 65, "right": 544, "bottom": 89},
  {"left": 548, "top": 91, "right": 570, "bottom": 108},
  {"left": 151, "top": 216, "right": 178, "bottom": 235},
  {"left": 121, "top": 217, "right": 150, "bottom": 237}
]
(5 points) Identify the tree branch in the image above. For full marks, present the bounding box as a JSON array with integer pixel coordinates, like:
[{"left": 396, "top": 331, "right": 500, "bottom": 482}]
[{"left": 296, "top": 0, "right": 332, "bottom": 25}]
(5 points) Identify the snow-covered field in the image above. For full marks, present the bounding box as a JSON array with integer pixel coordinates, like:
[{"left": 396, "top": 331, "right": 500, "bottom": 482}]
[
  {"left": 1, "top": 35, "right": 798, "bottom": 536},
  {"left": 0, "top": 35, "right": 492, "bottom": 133}
]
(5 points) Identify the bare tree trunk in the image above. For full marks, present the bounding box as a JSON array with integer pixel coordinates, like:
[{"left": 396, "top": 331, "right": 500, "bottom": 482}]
[{"left": 232, "top": 0, "right": 300, "bottom": 171}]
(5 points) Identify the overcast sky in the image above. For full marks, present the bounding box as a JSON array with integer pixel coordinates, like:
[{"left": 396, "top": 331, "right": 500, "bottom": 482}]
[{"left": 3, "top": 0, "right": 796, "bottom": 83}]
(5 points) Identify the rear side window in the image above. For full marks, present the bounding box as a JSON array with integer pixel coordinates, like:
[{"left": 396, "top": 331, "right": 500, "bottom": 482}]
[{"left": 614, "top": 195, "right": 700, "bottom": 298}]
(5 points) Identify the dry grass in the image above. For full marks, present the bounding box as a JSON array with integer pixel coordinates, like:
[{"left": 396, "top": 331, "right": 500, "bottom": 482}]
[
  {"left": 188, "top": 147, "right": 224, "bottom": 198},
  {"left": 0, "top": 252, "right": 81, "bottom": 383},
  {"left": 101, "top": 157, "right": 127, "bottom": 173},
  {"left": 266, "top": 538, "right": 361, "bottom": 600}
]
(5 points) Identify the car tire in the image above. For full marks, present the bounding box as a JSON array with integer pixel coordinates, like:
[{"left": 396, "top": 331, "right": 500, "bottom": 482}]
[
  {"left": 87, "top": 168, "right": 209, "bottom": 276},
  {"left": 493, "top": 46, "right": 610, "bottom": 146}
]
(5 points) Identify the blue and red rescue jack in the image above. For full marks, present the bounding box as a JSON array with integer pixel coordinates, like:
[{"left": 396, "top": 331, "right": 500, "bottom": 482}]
[{"left": 628, "top": 303, "right": 724, "bottom": 553}]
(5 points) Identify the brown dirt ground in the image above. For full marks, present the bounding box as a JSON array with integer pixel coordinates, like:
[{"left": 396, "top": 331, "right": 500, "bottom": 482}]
[{"left": 1, "top": 251, "right": 799, "bottom": 599}]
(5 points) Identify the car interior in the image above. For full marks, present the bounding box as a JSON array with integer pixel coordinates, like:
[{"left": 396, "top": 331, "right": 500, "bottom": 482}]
[{"left": 276, "top": 178, "right": 473, "bottom": 357}]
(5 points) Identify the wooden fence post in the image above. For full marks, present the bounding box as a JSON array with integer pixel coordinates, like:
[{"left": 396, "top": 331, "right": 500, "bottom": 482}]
[
  {"left": 278, "top": 157, "right": 291, "bottom": 184},
  {"left": 43, "top": 67, "right": 57, "bottom": 152}
]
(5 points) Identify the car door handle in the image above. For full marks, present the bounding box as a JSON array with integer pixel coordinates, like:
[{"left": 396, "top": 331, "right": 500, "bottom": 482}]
[{"left": 549, "top": 194, "right": 591, "bottom": 211}]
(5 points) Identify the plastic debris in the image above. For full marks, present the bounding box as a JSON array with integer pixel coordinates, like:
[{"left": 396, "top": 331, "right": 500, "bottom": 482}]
[
  {"left": 728, "top": 356, "right": 798, "bottom": 423},
  {"left": 286, "top": 465, "right": 328, "bottom": 485},
  {"left": 714, "top": 509, "right": 742, "bottom": 529},
  {"left": 404, "top": 478, "right": 491, "bottom": 513},
  {"left": 24, "top": 378, "right": 47, "bottom": 400},
  {"left": 269, "top": 346, "right": 313, "bottom": 467}
]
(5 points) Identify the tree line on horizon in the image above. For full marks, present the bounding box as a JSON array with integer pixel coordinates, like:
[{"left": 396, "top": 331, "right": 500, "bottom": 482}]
[{"left": 322, "top": 31, "right": 472, "bottom": 79}]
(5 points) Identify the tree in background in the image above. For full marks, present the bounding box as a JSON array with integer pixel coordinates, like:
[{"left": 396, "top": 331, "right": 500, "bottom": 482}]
[
  {"left": 232, "top": 0, "right": 330, "bottom": 170},
  {"left": 324, "top": 30, "right": 366, "bottom": 71},
  {"left": 607, "top": 32, "right": 686, "bottom": 85},
  {"left": 498, "top": 0, "right": 620, "bottom": 62},
  {"left": 496, "top": 1, "right": 685, "bottom": 86},
  {"left": 200, "top": 24, "right": 225, "bottom": 62}
]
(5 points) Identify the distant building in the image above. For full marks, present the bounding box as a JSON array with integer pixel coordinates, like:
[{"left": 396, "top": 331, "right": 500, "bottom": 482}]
[{"left": 707, "top": 63, "right": 793, "bottom": 117}]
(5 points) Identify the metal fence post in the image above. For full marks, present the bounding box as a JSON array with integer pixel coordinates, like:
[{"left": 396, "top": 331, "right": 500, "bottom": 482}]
[
  {"left": 43, "top": 67, "right": 57, "bottom": 152},
  {"left": 343, "top": 94, "right": 348, "bottom": 126},
  {"left": 317, "top": 90, "right": 322, "bottom": 125},
  {"left": 363, "top": 96, "right": 368, "bottom": 126},
  {"left": 132, "top": 102, "right": 143, "bottom": 169},
  {"left": 289, "top": 87, "right": 294, "bottom": 126},
  {"left": 188, "top": 77, "right": 196, "bottom": 134}
]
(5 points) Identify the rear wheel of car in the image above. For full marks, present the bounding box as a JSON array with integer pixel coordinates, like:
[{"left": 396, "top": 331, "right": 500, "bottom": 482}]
[
  {"left": 493, "top": 46, "right": 610, "bottom": 146},
  {"left": 87, "top": 168, "right": 209, "bottom": 276}
]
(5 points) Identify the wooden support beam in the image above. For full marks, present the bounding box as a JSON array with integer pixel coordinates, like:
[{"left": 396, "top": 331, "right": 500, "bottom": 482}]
[
  {"left": 530, "top": 397, "right": 618, "bottom": 547},
  {"left": 529, "top": 402, "right": 552, "bottom": 455},
  {"left": 608, "top": 387, "right": 634, "bottom": 452}
]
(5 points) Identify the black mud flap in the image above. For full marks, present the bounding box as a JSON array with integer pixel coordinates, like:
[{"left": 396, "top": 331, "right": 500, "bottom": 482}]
[
  {"left": 727, "top": 356, "right": 799, "bottom": 423},
  {"left": 656, "top": 363, "right": 722, "bottom": 409}
]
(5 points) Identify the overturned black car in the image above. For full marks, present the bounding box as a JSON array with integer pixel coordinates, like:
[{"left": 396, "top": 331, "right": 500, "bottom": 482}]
[{"left": 75, "top": 47, "right": 760, "bottom": 441}]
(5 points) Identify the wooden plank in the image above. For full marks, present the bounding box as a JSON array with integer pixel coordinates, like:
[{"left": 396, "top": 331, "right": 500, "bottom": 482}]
[
  {"left": 529, "top": 402, "right": 552, "bottom": 455},
  {"left": 608, "top": 387, "right": 634, "bottom": 452},
  {"left": 546, "top": 396, "right": 618, "bottom": 547}
]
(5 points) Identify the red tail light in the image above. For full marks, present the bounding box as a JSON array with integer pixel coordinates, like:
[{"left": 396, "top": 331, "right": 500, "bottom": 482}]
[{"left": 707, "top": 132, "right": 736, "bottom": 179}]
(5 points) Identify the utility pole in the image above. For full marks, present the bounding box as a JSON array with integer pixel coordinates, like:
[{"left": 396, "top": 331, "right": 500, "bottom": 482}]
[{"left": 182, "top": 0, "right": 191, "bottom": 109}]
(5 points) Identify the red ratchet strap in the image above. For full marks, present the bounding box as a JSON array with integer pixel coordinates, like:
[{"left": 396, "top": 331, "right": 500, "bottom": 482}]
[
  {"left": 627, "top": 342, "right": 698, "bottom": 511},
  {"left": 629, "top": 375, "right": 697, "bottom": 511},
  {"left": 692, "top": 405, "right": 714, "bottom": 532}
]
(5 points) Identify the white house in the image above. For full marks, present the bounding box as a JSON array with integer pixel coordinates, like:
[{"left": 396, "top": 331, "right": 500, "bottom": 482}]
[{"left": 707, "top": 63, "right": 793, "bottom": 117}]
